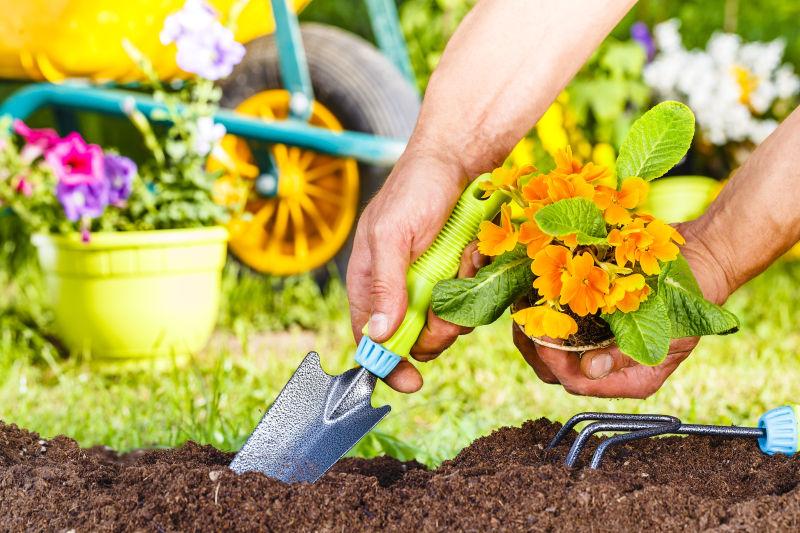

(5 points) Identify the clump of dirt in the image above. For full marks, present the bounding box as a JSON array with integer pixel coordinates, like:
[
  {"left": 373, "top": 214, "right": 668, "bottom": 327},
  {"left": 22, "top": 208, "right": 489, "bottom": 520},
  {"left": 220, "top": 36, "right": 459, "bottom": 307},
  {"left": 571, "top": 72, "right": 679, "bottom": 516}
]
[{"left": 2, "top": 418, "right": 799, "bottom": 531}]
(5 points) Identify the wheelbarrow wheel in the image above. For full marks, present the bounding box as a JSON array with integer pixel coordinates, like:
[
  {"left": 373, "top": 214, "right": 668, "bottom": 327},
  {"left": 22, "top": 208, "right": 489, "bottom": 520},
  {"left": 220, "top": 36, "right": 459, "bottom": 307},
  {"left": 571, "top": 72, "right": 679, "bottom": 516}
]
[{"left": 216, "top": 23, "right": 420, "bottom": 279}]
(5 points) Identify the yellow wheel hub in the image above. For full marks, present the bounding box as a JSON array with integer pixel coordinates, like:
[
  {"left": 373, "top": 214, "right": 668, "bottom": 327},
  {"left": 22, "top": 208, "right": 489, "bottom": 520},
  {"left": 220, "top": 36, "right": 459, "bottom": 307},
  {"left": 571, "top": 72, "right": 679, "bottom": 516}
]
[{"left": 209, "top": 90, "right": 359, "bottom": 275}]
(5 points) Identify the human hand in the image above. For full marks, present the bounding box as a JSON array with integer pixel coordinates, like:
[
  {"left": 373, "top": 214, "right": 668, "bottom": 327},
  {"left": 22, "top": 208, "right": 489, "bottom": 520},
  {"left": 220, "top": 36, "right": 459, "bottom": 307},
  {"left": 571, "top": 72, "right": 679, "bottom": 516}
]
[
  {"left": 347, "top": 148, "right": 487, "bottom": 394},
  {"left": 512, "top": 227, "right": 733, "bottom": 398}
]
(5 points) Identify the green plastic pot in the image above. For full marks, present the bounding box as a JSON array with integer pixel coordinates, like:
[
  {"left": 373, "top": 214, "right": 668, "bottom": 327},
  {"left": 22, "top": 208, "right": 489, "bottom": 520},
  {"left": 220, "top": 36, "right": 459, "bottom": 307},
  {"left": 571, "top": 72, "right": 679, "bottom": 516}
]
[
  {"left": 641, "top": 176, "right": 721, "bottom": 223},
  {"left": 32, "top": 226, "right": 228, "bottom": 367}
]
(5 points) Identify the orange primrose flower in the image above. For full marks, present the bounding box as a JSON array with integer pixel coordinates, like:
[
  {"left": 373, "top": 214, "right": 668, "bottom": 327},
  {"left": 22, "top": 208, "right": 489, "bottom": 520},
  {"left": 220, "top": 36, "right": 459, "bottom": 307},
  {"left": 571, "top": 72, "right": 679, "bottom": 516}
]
[
  {"left": 521, "top": 174, "right": 551, "bottom": 206},
  {"left": 560, "top": 251, "right": 610, "bottom": 316},
  {"left": 608, "top": 217, "right": 685, "bottom": 275},
  {"left": 477, "top": 203, "right": 518, "bottom": 256},
  {"left": 478, "top": 165, "right": 536, "bottom": 198},
  {"left": 532, "top": 245, "right": 571, "bottom": 300},
  {"left": 518, "top": 206, "right": 552, "bottom": 258},
  {"left": 550, "top": 146, "right": 611, "bottom": 183},
  {"left": 512, "top": 304, "right": 578, "bottom": 340},
  {"left": 546, "top": 174, "right": 595, "bottom": 202},
  {"left": 603, "top": 274, "right": 651, "bottom": 313},
  {"left": 595, "top": 177, "right": 649, "bottom": 225},
  {"left": 637, "top": 219, "right": 685, "bottom": 275},
  {"left": 607, "top": 217, "right": 653, "bottom": 268}
]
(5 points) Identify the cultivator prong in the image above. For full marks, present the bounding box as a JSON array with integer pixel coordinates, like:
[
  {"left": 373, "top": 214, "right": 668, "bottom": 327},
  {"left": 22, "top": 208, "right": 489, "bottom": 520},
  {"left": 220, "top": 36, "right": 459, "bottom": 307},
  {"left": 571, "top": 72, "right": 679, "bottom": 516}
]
[{"left": 551, "top": 411, "right": 777, "bottom": 469}]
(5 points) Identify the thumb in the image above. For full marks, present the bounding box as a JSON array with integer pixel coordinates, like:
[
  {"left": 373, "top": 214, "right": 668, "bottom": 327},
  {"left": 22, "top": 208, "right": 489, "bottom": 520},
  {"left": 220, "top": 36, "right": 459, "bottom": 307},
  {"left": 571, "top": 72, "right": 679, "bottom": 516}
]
[
  {"left": 579, "top": 346, "right": 638, "bottom": 380},
  {"left": 366, "top": 233, "right": 410, "bottom": 343}
]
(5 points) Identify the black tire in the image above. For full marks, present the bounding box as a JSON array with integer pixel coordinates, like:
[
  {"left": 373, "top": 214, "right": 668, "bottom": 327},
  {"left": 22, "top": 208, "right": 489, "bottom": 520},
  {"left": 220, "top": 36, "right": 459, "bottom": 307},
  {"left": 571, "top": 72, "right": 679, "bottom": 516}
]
[{"left": 219, "top": 23, "right": 420, "bottom": 279}]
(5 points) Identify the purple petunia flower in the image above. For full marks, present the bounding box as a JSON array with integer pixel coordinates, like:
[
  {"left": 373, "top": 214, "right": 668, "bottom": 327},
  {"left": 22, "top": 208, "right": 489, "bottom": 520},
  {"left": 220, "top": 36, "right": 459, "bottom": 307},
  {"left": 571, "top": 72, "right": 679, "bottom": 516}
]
[
  {"left": 103, "top": 154, "right": 136, "bottom": 206},
  {"left": 631, "top": 22, "right": 656, "bottom": 62},
  {"left": 45, "top": 133, "right": 105, "bottom": 187},
  {"left": 174, "top": 23, "right": 245, "bottom": 81},
  {"left": 56, "top": 180, "right": 109, "bottom": 222},
  {"left": 160, "top": 0, "right": 218, "bottom": 45}
]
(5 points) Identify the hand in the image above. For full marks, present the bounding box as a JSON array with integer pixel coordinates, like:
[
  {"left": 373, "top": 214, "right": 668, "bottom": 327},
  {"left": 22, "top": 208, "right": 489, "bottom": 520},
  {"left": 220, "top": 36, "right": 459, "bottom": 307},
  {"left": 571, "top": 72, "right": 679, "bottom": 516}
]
[
  {"left": 347, "top": 148, "right": 486, "bottom": 394},
  {"left": 512, "top": 226, "right": 733, "bottom": 398}
]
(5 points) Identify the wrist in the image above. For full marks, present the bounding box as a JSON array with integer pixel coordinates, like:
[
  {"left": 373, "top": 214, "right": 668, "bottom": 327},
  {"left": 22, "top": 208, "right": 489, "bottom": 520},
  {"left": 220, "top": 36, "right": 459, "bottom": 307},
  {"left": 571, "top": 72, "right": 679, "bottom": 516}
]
[{"left": 677, "top": 220, "right": 737, "bottom": 305}]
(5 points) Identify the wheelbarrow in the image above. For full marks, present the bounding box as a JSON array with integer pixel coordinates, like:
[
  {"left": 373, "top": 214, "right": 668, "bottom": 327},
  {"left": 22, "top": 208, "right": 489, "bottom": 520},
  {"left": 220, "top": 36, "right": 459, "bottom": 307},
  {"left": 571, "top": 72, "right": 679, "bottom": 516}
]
[{"left": 0, "top": 0, "right": 420, "bottom": 276}]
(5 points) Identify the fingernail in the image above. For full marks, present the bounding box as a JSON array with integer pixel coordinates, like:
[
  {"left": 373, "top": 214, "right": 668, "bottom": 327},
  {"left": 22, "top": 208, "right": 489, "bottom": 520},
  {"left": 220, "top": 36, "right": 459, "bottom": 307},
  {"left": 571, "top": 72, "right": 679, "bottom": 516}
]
[
  {"left": 368, "top": 313, "right": 388, "bottom": 339},
  {"left": 588, "top": 353, "right": 613, "bottom": 379},
  {"left": 472, "top": 250, "right": 484, "bottom": 270}
]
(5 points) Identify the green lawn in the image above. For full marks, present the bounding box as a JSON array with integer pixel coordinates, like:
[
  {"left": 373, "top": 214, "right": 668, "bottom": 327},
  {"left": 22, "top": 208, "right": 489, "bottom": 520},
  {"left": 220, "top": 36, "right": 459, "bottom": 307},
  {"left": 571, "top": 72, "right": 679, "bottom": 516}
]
[{"left": 2, "top": 231, "right": 800, "bottom": 465}]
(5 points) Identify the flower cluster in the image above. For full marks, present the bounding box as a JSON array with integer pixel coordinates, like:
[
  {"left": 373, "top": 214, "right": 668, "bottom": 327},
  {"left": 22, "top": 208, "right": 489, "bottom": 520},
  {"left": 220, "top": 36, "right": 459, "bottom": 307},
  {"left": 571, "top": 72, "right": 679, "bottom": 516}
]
[
  {"left": 644, "top": 19, "right": 799, "bottom": 146},
  {"left": 160, "top": 0, "right": 245, "bottom": 81},
  {"left": 5, "top": 121, "right": 136, "bottom": 241},
  {"left": 476, "top": 148, "right": 684, "bottom": 341}
]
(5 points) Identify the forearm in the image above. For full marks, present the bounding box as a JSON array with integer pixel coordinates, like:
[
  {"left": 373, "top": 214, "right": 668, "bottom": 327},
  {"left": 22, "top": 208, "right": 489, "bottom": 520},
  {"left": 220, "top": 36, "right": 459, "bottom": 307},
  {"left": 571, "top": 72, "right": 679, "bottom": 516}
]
[
  {"left": 408, "top": 0, "right": 637, "bottom": 177},
  {"left": 685, "top": 106, "right": 800, "bottom": 300}
]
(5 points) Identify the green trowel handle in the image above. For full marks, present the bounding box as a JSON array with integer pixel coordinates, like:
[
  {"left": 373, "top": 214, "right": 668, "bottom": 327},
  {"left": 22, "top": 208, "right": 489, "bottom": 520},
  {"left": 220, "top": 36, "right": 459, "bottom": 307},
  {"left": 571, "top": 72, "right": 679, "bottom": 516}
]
[{"left": 380, "top": 176, "right": 506, "bottom": 356}]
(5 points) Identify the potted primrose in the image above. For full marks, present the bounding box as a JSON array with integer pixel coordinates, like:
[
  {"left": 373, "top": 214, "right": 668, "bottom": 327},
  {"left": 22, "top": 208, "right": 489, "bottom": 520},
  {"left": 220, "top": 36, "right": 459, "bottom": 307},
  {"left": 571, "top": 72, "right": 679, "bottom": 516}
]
[
  {"left": 0, "top": 1, "right": 247, "bottom": 366},
  {"left": 431, "top": 102, "right": 739, "bottom": 365}
]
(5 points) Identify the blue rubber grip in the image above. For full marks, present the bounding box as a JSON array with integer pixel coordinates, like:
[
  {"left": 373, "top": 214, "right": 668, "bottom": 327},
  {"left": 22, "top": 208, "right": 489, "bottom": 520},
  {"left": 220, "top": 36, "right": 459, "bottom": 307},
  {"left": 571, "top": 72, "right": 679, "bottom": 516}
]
[
  {"left": 354, "top": 336, "right": 402, "bottom": 379},
  {"left": 758, "top": 406, "right": 799, "bottom": 456}
]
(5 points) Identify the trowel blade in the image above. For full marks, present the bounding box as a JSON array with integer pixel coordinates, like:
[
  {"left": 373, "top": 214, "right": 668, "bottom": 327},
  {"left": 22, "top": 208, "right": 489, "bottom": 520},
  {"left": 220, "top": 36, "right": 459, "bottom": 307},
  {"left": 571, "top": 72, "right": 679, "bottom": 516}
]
[{"left": 229, "top": 351, "right": 390, "bottom": 483}]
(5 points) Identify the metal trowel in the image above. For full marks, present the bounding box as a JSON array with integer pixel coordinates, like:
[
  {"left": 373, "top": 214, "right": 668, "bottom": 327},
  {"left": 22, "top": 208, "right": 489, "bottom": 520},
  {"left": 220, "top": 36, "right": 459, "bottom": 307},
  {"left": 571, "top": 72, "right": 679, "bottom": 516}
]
[{"left": 230, "top": 177, "right": 506, "bottom": 483}]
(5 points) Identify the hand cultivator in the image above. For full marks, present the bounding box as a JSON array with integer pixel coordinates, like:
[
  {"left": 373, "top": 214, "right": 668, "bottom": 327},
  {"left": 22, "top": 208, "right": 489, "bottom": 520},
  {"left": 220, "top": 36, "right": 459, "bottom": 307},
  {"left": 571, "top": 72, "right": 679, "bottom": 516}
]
[{"left": 549, "top": 407, "right": 800, "bottom": 469}]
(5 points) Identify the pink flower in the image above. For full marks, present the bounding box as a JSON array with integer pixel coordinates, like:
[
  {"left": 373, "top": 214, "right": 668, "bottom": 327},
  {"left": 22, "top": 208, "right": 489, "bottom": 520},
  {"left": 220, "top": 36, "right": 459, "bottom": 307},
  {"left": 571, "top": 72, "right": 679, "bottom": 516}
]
[
  {"left": 15, "top": 176, "right": 32, "bottom": 196},
  {"left": 45, "top": 133, "right": 105, "bottom": 186},
  {"left": 13, "top": 120, "right": 60, "bottom": 151}
]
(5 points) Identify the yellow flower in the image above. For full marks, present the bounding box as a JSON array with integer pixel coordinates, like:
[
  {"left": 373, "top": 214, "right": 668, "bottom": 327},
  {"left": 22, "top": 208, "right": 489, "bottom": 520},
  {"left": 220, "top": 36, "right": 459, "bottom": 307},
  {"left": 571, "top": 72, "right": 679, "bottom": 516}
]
[
  {"left": 512, "top": 304, "right": 578, "bottom": 340},
  {"left": 477, "top": 203, "right": 518, "bottom": 256},
  {"left": 595, "top": 177, "right": 649, "bottom": 225},
  {"left": 478, "top": 165, "right": 537, "bottom": 198},
  {"left": 603, "top": 274, "right": 651, "bottom": 313},
  {"left": 560, "top": 251, "right": 610, "bottom": 316},
  {"left": 518, "top": 206, "right": 552, "bottom": 258},
  {"left": 532, "top": 245, "right": 571, "bottom": 300}
]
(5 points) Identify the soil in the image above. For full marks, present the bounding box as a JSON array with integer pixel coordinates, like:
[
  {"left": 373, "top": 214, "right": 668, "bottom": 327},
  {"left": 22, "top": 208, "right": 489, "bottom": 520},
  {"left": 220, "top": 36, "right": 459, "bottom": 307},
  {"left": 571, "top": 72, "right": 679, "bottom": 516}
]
[
  {"left": 2, "top": 418, "right": 800, "bottom": 532},
  {"left": 520, "top": 294, "right": 614, "bottom": 349}
]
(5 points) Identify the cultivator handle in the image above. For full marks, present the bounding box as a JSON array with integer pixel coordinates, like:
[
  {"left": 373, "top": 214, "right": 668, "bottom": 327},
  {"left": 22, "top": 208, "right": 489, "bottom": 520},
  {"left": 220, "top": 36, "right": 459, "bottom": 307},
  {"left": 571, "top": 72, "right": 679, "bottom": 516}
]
[
  {"left": 758, "top": 405, "right": 800, "bottom": 456},
  {"left": 355, "top": 176, "right": 506, "bottom": 377}
]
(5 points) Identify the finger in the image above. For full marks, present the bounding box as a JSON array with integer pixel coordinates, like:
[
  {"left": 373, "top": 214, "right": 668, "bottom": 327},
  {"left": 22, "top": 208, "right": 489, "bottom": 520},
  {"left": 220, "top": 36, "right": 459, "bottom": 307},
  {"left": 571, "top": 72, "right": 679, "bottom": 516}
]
[
  {"left": 366, "top": 227, "right": 411, "bottom": 343},
  {"left": 383, "top": 359, "right": 423, "bottom": 393},
  {"left": 346, "top": 224, "right": 373, "bottom": 343},
  {"left": 512, "top": 321, "right": 560, "bottom": 384},
  {"left": 579, "top": 346, "right": 638, "bottom": 380},
  {"left": 411, "top": 308, "right": 470, "bottom": 361},
  {"left": 411, "top": 241, "right": 483, "bottom": 360}
]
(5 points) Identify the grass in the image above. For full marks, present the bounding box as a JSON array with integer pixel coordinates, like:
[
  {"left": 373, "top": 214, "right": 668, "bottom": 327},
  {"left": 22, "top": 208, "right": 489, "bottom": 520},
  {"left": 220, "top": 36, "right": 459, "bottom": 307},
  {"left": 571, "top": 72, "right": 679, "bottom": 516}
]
[{"left": 3, "top": 214, "right": 800, "bottom": 466}]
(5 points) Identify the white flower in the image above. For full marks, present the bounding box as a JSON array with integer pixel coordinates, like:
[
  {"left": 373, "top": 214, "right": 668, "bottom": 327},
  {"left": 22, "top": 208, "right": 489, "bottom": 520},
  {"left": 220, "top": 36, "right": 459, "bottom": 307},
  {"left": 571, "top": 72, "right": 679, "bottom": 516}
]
[
  {"left": 775, "top": 66, "right": 800, "bottom": 99},
  {"left": 645, "top": 21, "right": 799, "bottom": 147},
  {"left": 653, "top": 19, "right": 683, "bottom": 53},
  {"left": 193, "top": 116, "right": 226, "bottom": 156}
]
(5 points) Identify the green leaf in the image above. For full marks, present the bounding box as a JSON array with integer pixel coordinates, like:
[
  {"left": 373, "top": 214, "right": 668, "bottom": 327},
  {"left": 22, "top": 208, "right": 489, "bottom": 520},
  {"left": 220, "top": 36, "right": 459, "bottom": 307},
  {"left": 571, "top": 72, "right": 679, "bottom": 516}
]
[
  {"left": 534, "top": 198, "right": 607, "bottom": 244},
  {"left": 431, "top": 246, "right": 532, "bottom": 327},
  {"left": 659, "top": 255, "right": 740, "bottom": 337},
  {"left": 615, "top": 101, "right": 695, "bottom": 181},
  {"left": 602, "top": 292, "right": 671, "bottom": 365}
]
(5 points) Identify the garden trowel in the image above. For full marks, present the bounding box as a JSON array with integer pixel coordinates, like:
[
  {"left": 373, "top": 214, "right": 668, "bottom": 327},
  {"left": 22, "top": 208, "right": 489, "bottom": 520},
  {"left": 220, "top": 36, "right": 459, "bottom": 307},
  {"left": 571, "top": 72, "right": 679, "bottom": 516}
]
[{"left": 229, "top": 177, "right": 506, "bottom": 483}]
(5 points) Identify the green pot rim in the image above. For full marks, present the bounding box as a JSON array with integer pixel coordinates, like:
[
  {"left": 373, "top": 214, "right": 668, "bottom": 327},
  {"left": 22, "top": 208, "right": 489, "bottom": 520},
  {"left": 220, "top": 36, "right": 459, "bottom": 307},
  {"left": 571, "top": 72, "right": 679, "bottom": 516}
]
[{"left": 32, "top": 226, "right": 229, "bottom": 251}]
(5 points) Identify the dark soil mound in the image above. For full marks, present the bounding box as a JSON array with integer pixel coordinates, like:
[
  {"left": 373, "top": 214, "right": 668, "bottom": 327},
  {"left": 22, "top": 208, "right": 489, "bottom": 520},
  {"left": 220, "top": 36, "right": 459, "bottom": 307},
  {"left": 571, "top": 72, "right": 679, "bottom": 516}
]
[{"left": 2, "top": 418, "right": 799, "bottom": 531}]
